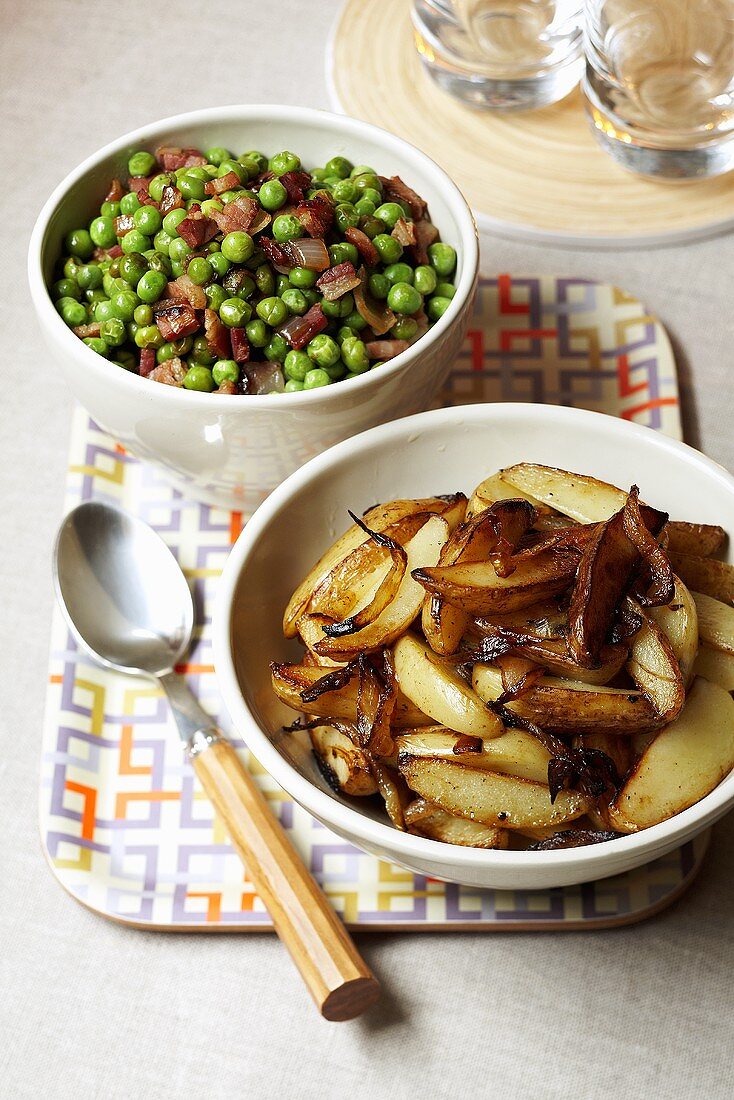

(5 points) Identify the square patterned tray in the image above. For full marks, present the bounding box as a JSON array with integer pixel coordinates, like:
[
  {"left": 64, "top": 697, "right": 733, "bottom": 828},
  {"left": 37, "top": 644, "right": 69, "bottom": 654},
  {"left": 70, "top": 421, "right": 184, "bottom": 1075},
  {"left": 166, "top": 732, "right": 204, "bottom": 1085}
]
[{"left": 41, "top": 274, "right": 707, "bottom": 932}]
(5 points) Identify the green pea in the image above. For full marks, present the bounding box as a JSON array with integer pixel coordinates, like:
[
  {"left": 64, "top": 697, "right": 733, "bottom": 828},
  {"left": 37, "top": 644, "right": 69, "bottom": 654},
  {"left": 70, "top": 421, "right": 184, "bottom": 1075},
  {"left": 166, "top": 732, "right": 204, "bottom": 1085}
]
[
  {"left": 148, "top": 173, "right": 174, "bottom": 202},
  {"left": 426, "top": 295, "right": 452, "bottom": 321},
  {"left": 324, "top": 156, "right": 353, "bottom": 179},
  {"left": 55, "top": 297, "right": 87, "bottom": 326},
  {"left": 428, "top": 242, "right": 457, "bottom": 277},
  {"left": 350, "top": 164, "right": 376, "bottom": 178},
  {"left": 281, "top": 288, "right": 308, "bottom": 316},
  {"left": 368, "top": 273, "right": 390, "bottom": 300},
  {"left": 75, "top": 263, "right": 102, "bottom": 293},
  {"left": 99, "top": 317, "right": 126, "bottom": 346},
  {"left": 188, "top": 257, "right": 214, "bottom": 286},
  {"left": 88, "top": 216, "right": 117, "bottom": 249},
  {"left": 384, "top": 262, "right": 414, "bottom": 286},
  {"left": 119, "top": 192, "right": 141, "bottom": 215},
  {"left": 136, "top": 270, "right": 168, "bottom": 304},
  {"left": 119, "top": 253, "right": 149, "bottom": 286},
  {"left": 217, "top": 159, "right": 247, "bottom": 183},
  {"left": 241, "top": 149, "right": 268, "bottom": 173},
  {"left": 128, "top": 150, "right": 157, "bottom": 177},
  {"left": 83, "top": 336, "right": 109, "bottom": 356},
  {"left": 414, "top": 265, "right": 438, "bottom": 295},
  {"left": 352, "top": 173, "right": 382, "bottom": 195},
  {"left": 209, "top": 359, "right": 237, "bottom": 386},
  {"left": 311, "top": 168, "right": 329, "bottom": 182},
  {"left": 336, "top": 325, "right": 358, "bottom": 344},
  {"left": 132, "top": 204, "right": 160, "bottom": 236},
  {"left": 307, "top": 334, "right": 340, "bottom": 368},
  {"left": 218, "top": 190, "right": 240, "bottom": 205},
  {"left": 183, "top": 365, "right": 215, "bottom": 392},
  {"left": 110, "top": 289, "right": 139, "bottom": 320},
  {"left": 134, "top": 324, "right": 163, "bottom": 349},
  {"left": 189, "top": 336, "right": 216, "bottom": 365},
  {"left": 101, "top": 200, "right": 121, "bottom": 218},
  {"left": 302, "top": 289, "right": 320, "bottom": 307},
  {"left": 287, "top": 266, "right": 316, "bottom": 289},
  {"left": 134, "top": 303, "right": 153, "bottom": 326},
  {"left": 391, "top": 317, "right": 419, "bottom": 341},
  {"left": 220, "top": 298, "right": 252, "bottom": 328},
  {"left": 272, "top": 214, "right": 303, "bottom": 243},
  {"left": 204, "top": 252, "right": 228, "bottom": 280},
  {"left": 387, "top": 282, "right": 422, "bottom": 315},
  {"left": 284, "top": 379, "right": 304, "bottom": 392},
  {"left": 321, "top": 294, "right": 354, "bottom": 320},
  {"left": 152, "top": 230, "right": 173, "bottom": 255},
  {"left": 103, "top": 273, "right": 125, "bottom": 297},
  {"left": 340, "top": 337, "right": 369, "bottom": 373},
  {"left": 303, "top": 367, "right": 331, "bottom": 389},
  {"left": 187, "top": 165, "right": 211, "bottom": 182},
  {"left": 200, "top": 198, "right": 223, "bottom": 219},
  {"left": 205, "top": 146, "right": 231, "bottom": 166},
  {"left": 93, "top": 300, "right": 115, "bottom": 323},
  {"left": 264, "top": 333, "right": 289, "bottom": 362},
  {"left": 434, "top": 282, "right": 456, "bottom": 300},
  {"left": 156, "top": 342, "right": 178, "bottom": 363},
  {"left": 245, "top": 319, "right": 269, "bottom": 347},
  {"left": 205, "top": 284, "right": 228, "bottom": 312},
  {"left": 52, "top": 277, "right": 80, "bottom": 301},
  {"left": 63, "top": 257, "right": 83, "bottom": 280},
  {"left": 269, "top": 150, "right": 301, "bottom": 176},
  {"left": 343, "top": 309, "right": 367, "bottom": 331},
  {"left": 223, "top": 270, "right": 256, "bottom": 300},
  {"left": 354, "top": 197, "right": 376, "bottom": 218},
  {"left": 168, "top": 237, "right": 192, "bottom": 265},
  {"left": 85, "top": 288, "right": 107, "bottom": 305},
  {"left": 373, "top": 234, "right": 403, "bottom": 264},
  {"left": 251, "top": 264, "right": 273, "bottom": 297},
  {"left": 178, "top": 173, "right": 206, "bottom": 201},
  {"left": 258, "top": 178, "right": 288, "bottom": 212},
  {"left": 221, "top": 231, "right": 255, "bottom": 263},
  {"left": 121, "top": 230, "right": 150, "bottom": 255},
  {"left": 334, "top": 204, "right": 359, "bottom": 233},
  {"left": 324, "top": 361, "right": 346, "bottom": 380},
  {"left": 283, "top": 349, "right": 311, "bottom": 382},
  {"left": 116, "top": 349, "right": 138, "bottom": 371},
  {"left": 160, "top": 209, "right": 185, "bottom": 237},
  {"left": 331, "top": 179, "right": 357, "bottom": 204},
  {"left": 328, "top": 242, "right": 359, "bottom": 266},
  {"left": 374, "top": 202, "right": 404, "bottom": 229},
  {"left": 148, "top": 251, "right": 172, "bottom": 277},
  {"left": 64, "top": 228, "right": 94, "bottom": 260},
  {"left": 256, "top": 296, "right": 288, "bottom": 327}
]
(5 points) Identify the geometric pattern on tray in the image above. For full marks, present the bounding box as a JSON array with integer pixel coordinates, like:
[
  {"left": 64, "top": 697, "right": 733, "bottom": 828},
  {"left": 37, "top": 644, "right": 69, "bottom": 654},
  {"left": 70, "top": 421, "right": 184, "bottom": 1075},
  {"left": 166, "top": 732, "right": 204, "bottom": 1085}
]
[{"left": 40, "top": 275, "right": 694, "bottom": 931}]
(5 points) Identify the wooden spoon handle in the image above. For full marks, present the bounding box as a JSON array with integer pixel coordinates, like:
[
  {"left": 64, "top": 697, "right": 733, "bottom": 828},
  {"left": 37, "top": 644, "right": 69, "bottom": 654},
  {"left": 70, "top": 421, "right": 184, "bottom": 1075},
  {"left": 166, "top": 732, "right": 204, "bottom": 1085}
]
[{"left": 190, "top": 733, "right": 380, "bottom": 1021}]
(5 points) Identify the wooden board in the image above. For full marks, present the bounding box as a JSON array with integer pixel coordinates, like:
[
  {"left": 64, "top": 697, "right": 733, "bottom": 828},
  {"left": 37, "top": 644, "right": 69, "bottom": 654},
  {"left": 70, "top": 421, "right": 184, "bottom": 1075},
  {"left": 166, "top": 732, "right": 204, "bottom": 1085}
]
[{"left": 327, "top": 0, "right": 734, "bottom": 247}]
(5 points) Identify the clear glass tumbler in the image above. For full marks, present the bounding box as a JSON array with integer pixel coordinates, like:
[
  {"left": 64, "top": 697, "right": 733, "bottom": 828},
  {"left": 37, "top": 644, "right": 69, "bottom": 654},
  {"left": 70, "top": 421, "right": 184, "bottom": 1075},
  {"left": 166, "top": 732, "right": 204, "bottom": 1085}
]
[
  {"left": 411, "top": 1, "right": 584, "bottom": 110},
  {"left": 583, "top": 1, "right": 734, "bottom": 179}
]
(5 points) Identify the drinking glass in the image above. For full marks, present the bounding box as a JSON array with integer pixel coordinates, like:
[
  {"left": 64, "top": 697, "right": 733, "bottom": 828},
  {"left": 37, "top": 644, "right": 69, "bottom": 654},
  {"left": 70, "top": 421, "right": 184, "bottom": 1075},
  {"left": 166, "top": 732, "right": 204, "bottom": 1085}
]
[
  {"left": 583, "top": 0, "right": 734, "bottom": 178},
  {"left": 411, "top": 1, "right": 584, "bottom": 110}
]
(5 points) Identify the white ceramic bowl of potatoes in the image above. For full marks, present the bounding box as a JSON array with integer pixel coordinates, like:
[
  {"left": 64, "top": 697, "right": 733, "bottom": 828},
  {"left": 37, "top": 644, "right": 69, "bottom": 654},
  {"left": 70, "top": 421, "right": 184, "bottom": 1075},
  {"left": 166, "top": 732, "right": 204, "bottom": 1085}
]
[{"left": 214, "top": 403, "right": 734, "bottom": 889}]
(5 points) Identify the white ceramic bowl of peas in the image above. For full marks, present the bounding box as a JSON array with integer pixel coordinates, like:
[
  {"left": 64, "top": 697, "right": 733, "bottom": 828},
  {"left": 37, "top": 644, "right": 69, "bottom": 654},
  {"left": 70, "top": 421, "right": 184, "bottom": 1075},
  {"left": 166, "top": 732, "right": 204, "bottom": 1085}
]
[{"left": 28, "top": 105, "right": 479, "bottom": 511}]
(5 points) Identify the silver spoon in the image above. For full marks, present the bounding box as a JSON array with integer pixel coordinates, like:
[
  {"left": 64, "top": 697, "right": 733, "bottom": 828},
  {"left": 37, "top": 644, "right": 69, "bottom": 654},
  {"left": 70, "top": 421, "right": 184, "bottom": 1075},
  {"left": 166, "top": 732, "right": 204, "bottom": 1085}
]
[{"left": 53, "top": 501, "right": 380, "bottom": 1021}]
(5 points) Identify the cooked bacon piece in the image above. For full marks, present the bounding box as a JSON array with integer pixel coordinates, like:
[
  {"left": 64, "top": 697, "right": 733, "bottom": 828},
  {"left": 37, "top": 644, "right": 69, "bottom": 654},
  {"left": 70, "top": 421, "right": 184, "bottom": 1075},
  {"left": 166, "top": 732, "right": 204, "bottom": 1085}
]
[
  {"left": 316, "top": 261, "right": 360, "bottom": 301},
  {"left": 278, "top": 303, "right": 327, "bottom": 349},
  {"left": 73, "top": 322, "right": 102, "bottom": 339},
  {"left": 204, "top": 308, "right": 231, "bottom": 359},
  {"left": 260, "top": 236, "right": 292, "bottom": 273},
  {"left": 250, "top": 170, "right": 275, "bottom": 192},
  {"left": 204, "top": 171, "right": 241, "bottom": 195},
  {"left": 159, "top": 184, "right": 184, "bottom": 216},
  {"left": 230, "top": 327, "right": 250, "bottom": 363},
  {"left": 295, "top": 194, "right": 334, "bottom": 238},
  {"left": 127, "top": 176, "right": 151, "bottom": 193},
  {"left": 279, "top": 170, "right": 312, "bottom": 205},
  {"left": 211, "top": 193, "right": 260, "bottom": 234},
  {"left": 105, "top": 178, "right": 124, "bottom": 203},
  {"left": 409, "top": 219, "right": 438, "bottom": 264},
  {"left": 156, "top": 145, "right": 206, "bottom": 171},
  {"left": 354, "top": 265, "right": 395, "bottom": 336},
  {"left": 172, "top": 273, "right": 207, "bottom": 309},
  {"left": 136, "top": 187, "right": 158, "bottom": 208},
  {"left": 379, "top": 175, "right": 428, "bottom": 220},
  {"left": 139, "top": 347, "right": 157, "bottom": 377},
  {"left": 217, "top": 379, "right": 238, "bottom": 395},
  {"left": 345, "top": 226, "right": 379, "bottom": 267},
  {"left": 148, "top": 356, "right": 187, "bottom": 386},
  {"left": 114, "top": 214, "right": 135, "bottom": 237},
  {"left": 288, "top": 238, "right": 330, "bottom": 271},
  {"left": 176, "top": 205, "right": 218, "bottom": 248},
  {"left": 154, "top": 301, "right": 200, "bottom": 341},
  {"left": 392, "top": 217, "right": 416, "bottom": 247},
  {"left": 365, "top": 339, "right": 410, "bottom": 360},
  {"left": 93, "top": 244, "right": 123, "bottom": 262}
]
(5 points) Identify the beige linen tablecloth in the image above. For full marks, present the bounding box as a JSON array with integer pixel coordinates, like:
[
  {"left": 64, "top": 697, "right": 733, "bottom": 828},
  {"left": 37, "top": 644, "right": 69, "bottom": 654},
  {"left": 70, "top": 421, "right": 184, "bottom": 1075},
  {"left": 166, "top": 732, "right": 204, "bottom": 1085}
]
[{"left": 1, "top": 2, "right": 733, "bottom": 1096}]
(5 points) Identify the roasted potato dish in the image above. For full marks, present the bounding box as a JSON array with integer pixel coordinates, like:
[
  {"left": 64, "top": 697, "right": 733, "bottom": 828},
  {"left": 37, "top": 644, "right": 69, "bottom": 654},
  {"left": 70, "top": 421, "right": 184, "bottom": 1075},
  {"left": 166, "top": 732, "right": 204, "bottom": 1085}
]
[{"left": 271, "top": 464, "right": 734, "bottom": 850}]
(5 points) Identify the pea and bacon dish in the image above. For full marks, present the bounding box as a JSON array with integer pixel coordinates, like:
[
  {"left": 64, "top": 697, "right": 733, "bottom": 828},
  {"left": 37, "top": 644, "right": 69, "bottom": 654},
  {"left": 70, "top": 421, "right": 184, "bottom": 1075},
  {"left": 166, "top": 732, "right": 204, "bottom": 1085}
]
[
  {"left": 52, "top": 145, "right": 457, "bottom": 394},
  {"left": 271, "top": 464, "right": 734, "bottom": 851}
]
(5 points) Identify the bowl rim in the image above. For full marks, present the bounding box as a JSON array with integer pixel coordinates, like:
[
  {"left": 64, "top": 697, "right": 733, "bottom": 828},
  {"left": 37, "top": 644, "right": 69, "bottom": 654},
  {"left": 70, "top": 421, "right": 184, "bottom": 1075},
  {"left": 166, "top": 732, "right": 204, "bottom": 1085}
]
[
  {"left": 27, "top": 103, "right": 479, "bottom": 410},
  {"left": 213, "top": 401, "right": 734, "bottom": 873}
]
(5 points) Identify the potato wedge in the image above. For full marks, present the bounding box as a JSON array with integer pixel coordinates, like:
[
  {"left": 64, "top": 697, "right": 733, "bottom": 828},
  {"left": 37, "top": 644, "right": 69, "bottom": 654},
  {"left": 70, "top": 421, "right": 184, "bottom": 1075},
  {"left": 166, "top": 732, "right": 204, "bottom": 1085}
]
[
  {"left": 663, "top": 521, "right": 726, "bottom": 559},
  {"left": 271, "top": 662, "right": 433, "bottom": 727},
  {"left": 395, "top": 726, "right": 552, "bottom": 783},
  {"left": 501, "top": 463, "right": 626, "bottom": 523},
  {"left": 310, "top": 725, "right": 378, "bottom": 796},
  {"left": 472, "top": 663, "right": 663, "bottom": 735},
  {"left": 625, "top": 600, "right": 685, "bottom": 724},
  {"left": 668, "top": 551, "right": 734, "bottom": 605},
  {"left": 609, "top": 678, "right": 734, "bottom": 832},
  {"left": 314, "top": 515, "right": 450, "bottom": 660},
  {"left": 466, "top": 471, "right": 555, "bottom": 518},
  {"left": 282, "top": 494, "right": 466, "bottom": 636},
  {"left": 414, "top": 549, "right": 579, "bottom": 616},
  {"left": 472, "top": 620, "right": 627, "bottom": 685},
  {"left": 691, "top": 590, "right": 734, "bottom": 655},
  {"left": 398, "top": 755, "right": 589, "bottom": 830},
  {"left": 647, "top": 576, "right": 699, "bottom": 687},
  {"left": 693, "top": 645, "right": 734, "bottom": 690},
  {"left": 393, "top": 634, "right": 504, "bottom": 739},
  {"left": 404, "top": 798, "right": 509, "bottom": 848}
]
